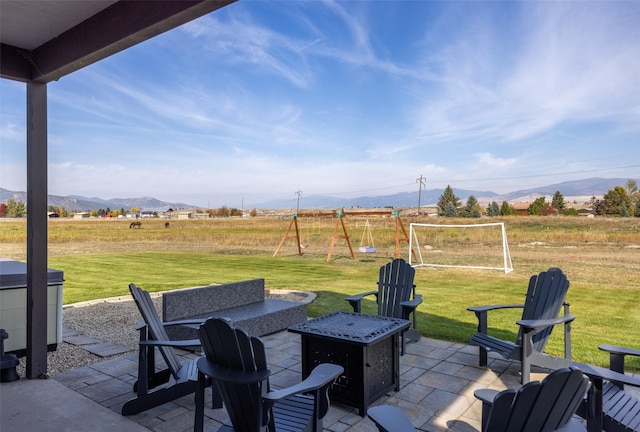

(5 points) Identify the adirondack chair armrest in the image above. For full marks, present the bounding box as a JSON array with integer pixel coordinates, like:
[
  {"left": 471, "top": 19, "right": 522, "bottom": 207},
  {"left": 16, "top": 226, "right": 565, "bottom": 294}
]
[
  {"left": 162, "top": 318, "right": 206, "bottom": 329},
  {"left": 467, "top": 304, "right": 525, "bottom": 314},
  {"left": 345, "top": 290, "right": 379, "bottom": 312},
  {"left": 570, "top": 361, "right": 640, "bottom": 388},
  {"left": 468, "top": 304, "right": 525, "bottom": 334},
  {"left": 196, "top": 358, "right": 271, "bottom": 384},
  {"left": 367, "top": 405, "right": 416, "bottom": 432},
  {"left": 599, "top": 344, "right": 640, "bottom": 358},
  {"left": 598, "top": 344, "right": 640, "bottom": 375},
  {"left": 400, "top": 294, "right": 423, "bottom": 310},
  {"left": 473, "top": 388, "right": 500, "bottom": 404},
  {"left": 264, "top": 363, "right": 344, "bottom": 403},
  {"left": 516, "top": 314, "right": 576, "bottom": 332},
  {"left": 139, "top": 338, "right": 202, "bottom": 348}
]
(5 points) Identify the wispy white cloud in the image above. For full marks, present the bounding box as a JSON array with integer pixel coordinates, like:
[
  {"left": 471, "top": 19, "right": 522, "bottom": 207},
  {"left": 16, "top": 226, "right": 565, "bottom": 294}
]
[{"left": 411, "top": 2, "right": 640, "bottom": 144}]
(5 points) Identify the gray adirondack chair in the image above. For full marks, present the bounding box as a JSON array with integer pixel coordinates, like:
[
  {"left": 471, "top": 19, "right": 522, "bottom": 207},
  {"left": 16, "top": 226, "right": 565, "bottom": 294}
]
[
  {"left": 122, "top": 283, "right": 221, "bottom": 416},
  {"left": 194, "top": 317, "right": 343, "bottom": 432},
  {"left": 468, "top": 267, "right": 575, "bottom": 383},
  {"left": 574, "top": 344, "right": 640, "bottom": 432},
  {"left": 367, "top": 367, "right": 589, "bottom": 432},
  {"left": 345, "top": 258, "right": 422, "bottom": 354}
]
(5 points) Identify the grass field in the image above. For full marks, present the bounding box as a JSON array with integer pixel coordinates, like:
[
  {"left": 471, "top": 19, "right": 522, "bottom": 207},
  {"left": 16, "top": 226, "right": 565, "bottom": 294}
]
[{"left": 1, "top": 215, "right": 639, "bottom": 371}]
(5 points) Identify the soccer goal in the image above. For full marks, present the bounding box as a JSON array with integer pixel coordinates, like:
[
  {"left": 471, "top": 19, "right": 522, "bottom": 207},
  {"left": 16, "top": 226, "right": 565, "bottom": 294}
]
[{"left": 409, "top": 222, "right": 513, "bottom": 273}]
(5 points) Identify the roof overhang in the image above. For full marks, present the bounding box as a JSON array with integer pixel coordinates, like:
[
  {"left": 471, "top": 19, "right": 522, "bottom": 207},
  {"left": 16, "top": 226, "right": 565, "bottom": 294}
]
[{"left": 1, "top": 0, "right": 235, "bottom": 84}]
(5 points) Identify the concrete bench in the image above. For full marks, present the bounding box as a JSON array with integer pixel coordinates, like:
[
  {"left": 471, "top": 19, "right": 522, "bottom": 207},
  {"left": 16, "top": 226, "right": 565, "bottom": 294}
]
[{"left": 162, "top": 278, "right": 308, "bottom": 342}]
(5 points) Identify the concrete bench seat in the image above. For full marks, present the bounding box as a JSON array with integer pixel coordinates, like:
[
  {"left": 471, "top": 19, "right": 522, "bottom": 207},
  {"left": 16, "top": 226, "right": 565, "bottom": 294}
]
[{"left": 162, "top": 278, "right": 308, "bottom": 341}]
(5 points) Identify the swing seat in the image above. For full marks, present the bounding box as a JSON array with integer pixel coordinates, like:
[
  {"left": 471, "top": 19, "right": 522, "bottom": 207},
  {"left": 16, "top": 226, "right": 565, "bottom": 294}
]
[{"left": 359, "top": 246, "right": 377, "bottom": 253}]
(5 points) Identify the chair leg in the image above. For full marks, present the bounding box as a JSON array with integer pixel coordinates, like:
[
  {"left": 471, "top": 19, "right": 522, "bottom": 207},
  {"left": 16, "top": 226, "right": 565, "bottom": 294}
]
[
  {"left": 479, "top": 346, "right": 488, "bottom": 367},
  {"left": 194, "top": 371, "right": 206, "bottom": 432}
]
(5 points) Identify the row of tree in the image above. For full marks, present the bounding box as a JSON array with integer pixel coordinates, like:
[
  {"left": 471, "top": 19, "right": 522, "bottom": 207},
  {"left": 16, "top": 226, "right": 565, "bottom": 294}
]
[
  {"left": 0, "top": 198, "right": 27, "bottom": 218},
  {"left": 1, "top": 201, "right": 258, "bottom": 219},
  {"left": 436, "top": 180, "right": 640, "bottom": 218}
]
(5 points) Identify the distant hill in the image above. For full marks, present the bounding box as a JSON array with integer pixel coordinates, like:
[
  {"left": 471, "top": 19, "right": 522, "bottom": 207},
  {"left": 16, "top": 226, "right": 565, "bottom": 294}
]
[
  {"left": 0, "top": 188, "right": 193, "bottom": 212},
  {"left": 494, "top": 178, "right": 635, "bottom": 202},
  {"left": 1, "top": 177, "right": 636, "bottom": 211}
]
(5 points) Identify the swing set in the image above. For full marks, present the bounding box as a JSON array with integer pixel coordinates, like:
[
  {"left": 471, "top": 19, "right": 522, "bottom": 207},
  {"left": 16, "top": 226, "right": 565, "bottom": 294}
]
[{"left": 273, "top": 210, "right": 412, "bottom": 261}]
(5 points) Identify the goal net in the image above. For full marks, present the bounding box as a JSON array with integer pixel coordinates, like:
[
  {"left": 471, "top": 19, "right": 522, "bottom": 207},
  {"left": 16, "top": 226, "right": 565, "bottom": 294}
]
[{"left": 409, "top": 222, "right": 513, "bottom": 273}]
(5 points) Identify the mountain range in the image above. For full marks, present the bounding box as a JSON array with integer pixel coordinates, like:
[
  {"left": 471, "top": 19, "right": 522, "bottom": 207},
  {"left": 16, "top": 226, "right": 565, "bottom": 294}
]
[
  {"left": 0, "top": 177, "right": 636, "bottom": 212},
  {"left": 259, "top": 177, "right": 637, "bottom": 209},
  {"left": 0, "top": 189, "right": 192, "bottom": 213}
]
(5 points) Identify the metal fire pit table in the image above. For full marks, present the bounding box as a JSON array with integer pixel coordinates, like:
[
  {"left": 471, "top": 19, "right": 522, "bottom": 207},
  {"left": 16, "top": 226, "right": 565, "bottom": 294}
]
[{"left": 288, "top": 311, "right": 410, "bottom": 416}]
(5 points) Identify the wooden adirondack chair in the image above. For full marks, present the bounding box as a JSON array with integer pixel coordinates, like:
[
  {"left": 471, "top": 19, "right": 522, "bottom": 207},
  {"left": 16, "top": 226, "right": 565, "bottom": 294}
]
[
  {"left": 194, "top": 317, "right": 343, "bottom": 432},
  {"left": 122, "top": 283, "right": 221, "bottom": 416},
  {"left": 475, "top": 366, "right": 590, "bottom": 432},
  {"left": 468, "top": 267, "right": 575, "bottom": 383},
  {"left": 367, "top": 367, "right": 589, "bottom": 432},
  {"left": 345, "top": 258, "right": 422, "bottom": 354},
  {"left": 573, "top": 344, "right": 640, "bottom": 432}
]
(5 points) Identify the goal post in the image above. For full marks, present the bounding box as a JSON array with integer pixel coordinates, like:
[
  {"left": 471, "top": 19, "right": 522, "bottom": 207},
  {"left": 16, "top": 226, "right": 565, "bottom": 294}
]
[{"left": 409, "top": 222, "right": 513, "bottom": 273}]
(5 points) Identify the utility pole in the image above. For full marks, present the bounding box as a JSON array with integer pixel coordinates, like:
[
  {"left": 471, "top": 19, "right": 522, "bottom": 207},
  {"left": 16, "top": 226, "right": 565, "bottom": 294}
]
[
  {"left": 295, "top": 190, "right": 303, "bottom": 214},
  {"left": 416, "top": 175, "right": 425, "bottom": 216}
]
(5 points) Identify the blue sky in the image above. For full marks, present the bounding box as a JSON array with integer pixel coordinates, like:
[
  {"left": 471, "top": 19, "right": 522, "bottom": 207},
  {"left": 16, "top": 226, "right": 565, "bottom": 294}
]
[{"left": 1, "top": 1, "right": 640, "bottom": 208}]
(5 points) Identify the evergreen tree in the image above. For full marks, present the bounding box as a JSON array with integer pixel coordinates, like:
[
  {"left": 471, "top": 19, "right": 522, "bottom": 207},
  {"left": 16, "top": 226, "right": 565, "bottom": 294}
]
[
  {"left": 5, "top": 198, "right": 27, "bottom": 217},
  {"left": 463, "top": 195, "right": 481, "bottom": 218},
  {"left": 443, "top": 201, "right": 458, "bottom": 217},
  {"left": 437, "top": 185, "right": 460, "bottom": 216},
  {"left": 486, "top": 201, "right": 500, "bottom": 216},
  {"left": 551, "top": 191, "right": 565, "bottom": 210}
]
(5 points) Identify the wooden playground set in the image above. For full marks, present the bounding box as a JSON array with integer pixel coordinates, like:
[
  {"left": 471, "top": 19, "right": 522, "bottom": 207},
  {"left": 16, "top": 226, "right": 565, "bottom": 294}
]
[{"left": 273, "top": 209, "right": 411, "bottom": 261}]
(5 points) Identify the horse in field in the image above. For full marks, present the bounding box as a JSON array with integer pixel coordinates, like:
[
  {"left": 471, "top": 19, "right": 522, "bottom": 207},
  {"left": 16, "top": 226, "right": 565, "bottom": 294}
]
[
  {"left": 129, "top": 221, "right": 142, "bottom": 229},
  {"left": 165, "top": 222, "right": 170, "bottom": 228}
]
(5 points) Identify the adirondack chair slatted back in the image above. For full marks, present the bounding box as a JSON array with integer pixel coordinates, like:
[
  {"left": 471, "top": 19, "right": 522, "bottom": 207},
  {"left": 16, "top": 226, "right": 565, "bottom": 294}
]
[
  {"left": 485, "top": 367, "right": 589, "bottom": 432},
  {"left": 129, "top": 283, "right": 183, "bottom": 380},
  {"left": 516, "top": 268, "right": 570, "bottom": 352},
  {"left": 377, "top": 258, "right": 416, "bottom": 319},
  {"left": 198, "top": 317, "right": 269, "bottom": 432}
]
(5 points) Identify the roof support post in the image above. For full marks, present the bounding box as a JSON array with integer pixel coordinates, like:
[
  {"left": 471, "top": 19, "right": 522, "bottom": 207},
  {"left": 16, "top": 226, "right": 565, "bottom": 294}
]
[{"left": 26, "top": 81, "right": 48, "bottom": 379}]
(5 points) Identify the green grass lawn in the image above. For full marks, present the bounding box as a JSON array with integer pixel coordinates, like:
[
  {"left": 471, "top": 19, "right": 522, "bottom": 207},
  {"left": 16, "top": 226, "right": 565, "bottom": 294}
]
[{"left": 48, "top": 250, "right": 640, "bottom": 372}]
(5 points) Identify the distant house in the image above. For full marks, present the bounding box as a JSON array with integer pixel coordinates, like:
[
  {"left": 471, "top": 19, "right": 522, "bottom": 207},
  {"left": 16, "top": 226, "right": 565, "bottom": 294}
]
[
  {"left": 140, "top": 211, "right": 154, "bottom": 218},
  {"left": 177, "top": 211, "right": 192, "bottom": 220},
  {"left": 73, "top": 212, "right": 89, "bottom": 220},
  {"left": 47, "top": 212, "right": 59, "bottom": 218},
  {"left": 512, "top": 202, "right": 530, "bottom": 216}
]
